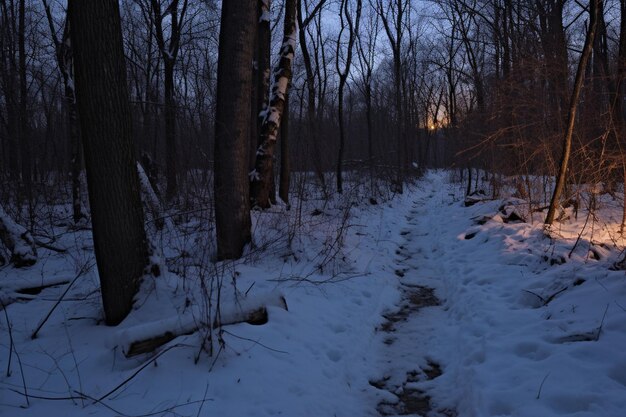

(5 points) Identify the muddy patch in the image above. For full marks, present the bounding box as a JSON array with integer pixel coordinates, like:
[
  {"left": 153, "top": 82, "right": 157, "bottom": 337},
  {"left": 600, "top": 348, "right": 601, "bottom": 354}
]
[
  {"left": 374, "top": 286, "right": 455, "bottom": 416},
  {"left": 371, "top": 360, "right": 454, "bottom": 417},
  {"left": 380, "top": 285, "right": 439, "bottom": 333}
]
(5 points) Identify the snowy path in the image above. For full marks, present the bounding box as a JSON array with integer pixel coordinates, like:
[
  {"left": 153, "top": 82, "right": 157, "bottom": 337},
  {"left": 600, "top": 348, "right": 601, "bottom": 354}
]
[
  {"left": 369, "top": 171, "right": 626, "bottom": 417},
  {"left": 369, "top": 175, "right": 457, "bottom": 416},
  {"left": 3, "top": 171, "right": 626, "bottom": 417}
]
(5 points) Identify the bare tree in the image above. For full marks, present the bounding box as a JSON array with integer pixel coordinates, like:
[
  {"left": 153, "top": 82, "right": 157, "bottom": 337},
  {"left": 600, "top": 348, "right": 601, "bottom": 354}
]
[
  {"left": 213, "top": 0, "right": 255, "bottom": 259},
  {"left": 545, "top": 0, "right": 600, "bottom": 226},
  {"left": 69, "top": 0, "right": 151, "bottom": 325},
  {"left": 297, "top": 0, "right": 329, "bottom": 190},
  {"left": 149, "top": 0, "right": 189, "bottom": 201},
  {"left": 42, "top": 0, "right": 85, "bottom": 224},
  {"left": 251, "top": 0, "right": 298, "bottom": 208},
  {"left": 376, "top": 0, "right": 409, "bottom": 192},
  {"left": 355, "top": 3, "right": 379, "bottom": 181},
  {"left": 335, "top": 0, "right": 361, "bottom": 193}
]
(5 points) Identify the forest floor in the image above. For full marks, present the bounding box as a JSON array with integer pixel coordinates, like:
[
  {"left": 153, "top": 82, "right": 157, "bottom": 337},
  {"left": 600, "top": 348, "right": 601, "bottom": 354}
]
[{"left": 2, "top": 170, "right": 626, "bottom": 417}]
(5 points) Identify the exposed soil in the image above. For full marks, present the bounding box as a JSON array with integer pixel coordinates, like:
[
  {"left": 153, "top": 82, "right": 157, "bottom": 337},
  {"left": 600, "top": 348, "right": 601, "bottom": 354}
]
[
  {"left": 373, "top": 285, "right": 456, "bottom": 416},
  {"left": 380, "top": 285, "right": 439, "bottom": 333}
]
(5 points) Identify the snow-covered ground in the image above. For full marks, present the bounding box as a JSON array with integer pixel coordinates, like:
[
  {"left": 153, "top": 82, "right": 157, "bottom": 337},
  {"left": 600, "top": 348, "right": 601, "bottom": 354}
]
[{"left": 1, "top": 170, "right": 626, "bottom": 417}]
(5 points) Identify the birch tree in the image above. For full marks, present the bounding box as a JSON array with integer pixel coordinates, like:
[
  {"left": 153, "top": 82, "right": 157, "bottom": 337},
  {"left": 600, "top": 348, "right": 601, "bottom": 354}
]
[{"left": 250, "top": 0, "right": 298, "bottom": 208}]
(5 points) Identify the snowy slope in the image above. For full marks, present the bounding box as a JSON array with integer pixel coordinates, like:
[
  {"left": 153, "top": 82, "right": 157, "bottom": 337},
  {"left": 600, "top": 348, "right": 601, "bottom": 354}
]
[{"left": 1, "top": 171, "right": 626, "bottom": 417}]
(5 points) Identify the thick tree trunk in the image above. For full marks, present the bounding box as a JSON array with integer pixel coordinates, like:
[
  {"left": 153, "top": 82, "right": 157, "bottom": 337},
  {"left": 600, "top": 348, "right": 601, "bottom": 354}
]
[
  {"left": 545, "top": 0, "right": 600, "bottom": 226},
  {"left": 214, "top": 0, "right": 255, "bottom": 259},
  {"left": 69, "top": 0, "right": 150, "bottom": 325},
  {"left": 251, "top": 0, "right": 298, "bottom": 208}
]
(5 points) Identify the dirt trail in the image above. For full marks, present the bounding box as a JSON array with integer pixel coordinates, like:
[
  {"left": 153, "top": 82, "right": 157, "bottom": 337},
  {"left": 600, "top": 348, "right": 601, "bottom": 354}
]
[{"left": 371, "top": 188, "right": 457, "bottom": 417}]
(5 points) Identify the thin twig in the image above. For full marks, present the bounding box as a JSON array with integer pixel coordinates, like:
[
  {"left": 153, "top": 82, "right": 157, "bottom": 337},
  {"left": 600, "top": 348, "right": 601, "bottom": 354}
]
[
  {"left": 221, "top": 329, "right": 289, "bottom": 354},
  {"left": 2, "top": 299, "right": 29, "bottom": 406},
  {"left": 536, "top": 372, "right": 550, "bottom": 399},
  {"left": 195, "top": 381, "right": 210, "bottom": 417},
  {"left": 98, "top": 344, "right": 185, "bottom": 402},
  {"left": 1, "top": 299, "right": 13, "bottom": 377},
  {"left": 31, "top": 261, "right": 94, "bottom": 339},
  {"left": 595, "top": 303, "right": 610, "bottom": 341}
]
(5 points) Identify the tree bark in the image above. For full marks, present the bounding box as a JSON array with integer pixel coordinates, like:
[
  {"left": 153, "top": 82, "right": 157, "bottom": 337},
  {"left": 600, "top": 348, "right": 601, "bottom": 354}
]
[
  {"left": 251, "top": 0, "right": 298, "bottom": 208},
  {"left": 214, "top": 0, "right": 255, "bottom": 259},
  {"left": 545, "top": 0, "right": 600, "bottom": 226},
  {"left": 279, "top": 91, "right": 290, "bottom": 206},
  {"left": 69, "top": 0, "right": 150, "bottom": 325},
  {"left": 617, "top": 0, "right": 626, "bottom": 233},
  {"left": 254, "top": 0, "right": 276, "bottom": 205},
  {"left": 163, "top": 60, "right": 177, "bottom": 201}
]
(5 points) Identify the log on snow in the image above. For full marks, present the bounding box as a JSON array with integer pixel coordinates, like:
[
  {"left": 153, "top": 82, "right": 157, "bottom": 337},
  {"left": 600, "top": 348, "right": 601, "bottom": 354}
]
[
  {"left": 1, "top": 276, "right": 71, "bottom": 309},
  {"left": 0, "top": 205, "right": 37, "bottom": 267},
  {"left": 137, "top": 162, "right": 168, "bottom": 230},
  {"left": 117, "top": 292, "right": 288, "bottom": 357}
]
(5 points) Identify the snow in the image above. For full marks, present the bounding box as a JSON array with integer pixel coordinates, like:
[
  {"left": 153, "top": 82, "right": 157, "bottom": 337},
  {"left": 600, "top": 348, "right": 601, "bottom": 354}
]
[
  {"left": 0, "top": 205, "right": 37, "bottom": 266},
  {"left": 2, "top": 170, "right": 626, "bottom": 416}
]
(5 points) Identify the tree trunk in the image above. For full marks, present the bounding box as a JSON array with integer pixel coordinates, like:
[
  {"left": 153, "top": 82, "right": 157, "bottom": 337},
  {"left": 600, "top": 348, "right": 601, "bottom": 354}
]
[
  {"left": 164, "top": 60, "right": 177, "bottom": 201},
  {"left": 149, "top": 0, "right": 188, "bottom": 203},
  {"left": 214, "top": 0, "right": 255, "bottom": 259},
  {"left": 69, "top": 0, "right": 150, "bottom": 325},
  {"left": 255, "top": 0, "right": 276, "bottom": 205},
  {"left": 69, "top": 102, "right": 84, "bottom": 224},
  {"left": 545, "top": 0, "right": 600, "bottom": 226},
  {"left": 365, "top": 84, "right": 374, "bottom": 182},
  {"left": 279, "top": 91, "right": 291, "bottom": 207},
  {"left": 43, "top": 2, "right": 85, "bottom": 224},
  {"left": 251, "top": 0, "right": 298, "bottom": 208},
  {"left": 617, "top": 0, "right": 626, "bottom": 233},
  {"left": 18, "top": 0, "right": 31, "bottom": 209},
  {"left": 335, "top": 0, "right": 360, "bottom": 194},
  {"left": 298, "top": 0, "right": 326, "bottom": 189}
]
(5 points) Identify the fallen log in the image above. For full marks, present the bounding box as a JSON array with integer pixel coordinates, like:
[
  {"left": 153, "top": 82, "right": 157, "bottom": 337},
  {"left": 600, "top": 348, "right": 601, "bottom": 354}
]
[
  {"left": 117, "top": 291, "right": 288, "bottom": 357},
  {"left": 0, "top": 276, "right": 71, "bottom": 309},
  {"left": 137, "top": 162, "right": 171, "bottom": 231},
  {"left": 0, "top": 205, "right": 37, "bottom": 267}
]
